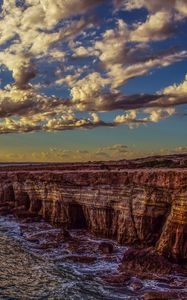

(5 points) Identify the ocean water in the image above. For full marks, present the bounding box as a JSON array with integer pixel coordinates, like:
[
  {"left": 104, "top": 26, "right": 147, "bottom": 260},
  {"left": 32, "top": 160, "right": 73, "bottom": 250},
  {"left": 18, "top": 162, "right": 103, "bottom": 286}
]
[{"left": 0, "top": 216, "right": 186, "bottom": 300}]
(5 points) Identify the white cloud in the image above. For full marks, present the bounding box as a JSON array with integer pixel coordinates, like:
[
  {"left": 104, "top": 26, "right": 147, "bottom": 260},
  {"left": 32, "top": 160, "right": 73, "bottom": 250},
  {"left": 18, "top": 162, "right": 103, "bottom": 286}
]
[
  {"left": 71, "top": 72, "right": 110, "bottom": 111},
  {"left": 144, "top": 107, "right": 176, "bottom": 122},
  {"left": 107, "top": 50, "right": 187, "bottom": 88},
  {"left": 117, "top": 0, "right": 187, "bottom": 18},
  {"left": 163, "top": 74, "right": 187, "bottom": 95},
  {"left": 131, "top": 11, "right": 173, "bottom": 42},
  {"left": 0, "top": 0, "right": 186, "bottom": 134}
]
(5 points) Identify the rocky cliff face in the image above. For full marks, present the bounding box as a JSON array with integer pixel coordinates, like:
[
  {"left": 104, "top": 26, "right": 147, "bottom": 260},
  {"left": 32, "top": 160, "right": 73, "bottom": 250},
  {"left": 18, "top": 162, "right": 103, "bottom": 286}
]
[{"left": 0, "top": 167, "right": 186, "bottom": 262}]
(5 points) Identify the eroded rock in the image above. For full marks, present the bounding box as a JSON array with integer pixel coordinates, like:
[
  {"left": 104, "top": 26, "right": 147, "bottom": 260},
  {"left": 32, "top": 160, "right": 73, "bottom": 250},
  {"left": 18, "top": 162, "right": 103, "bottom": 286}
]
[
  {"left": 0, "top": 159, "right": 186, "bottom": 262},
  {"left": 98, "top": 242, "right": 114, "bottom": 254},
  {"left": 119, "top": 247, "right": 179, "bottom": 276}
]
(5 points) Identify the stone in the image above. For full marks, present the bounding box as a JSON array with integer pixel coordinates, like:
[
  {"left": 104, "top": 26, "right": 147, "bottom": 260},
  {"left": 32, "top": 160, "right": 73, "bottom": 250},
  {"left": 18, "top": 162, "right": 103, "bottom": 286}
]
[
  {"left": 102, "top": 273, "right": 131, "bottom": 285},
  {"left": 119, "top": 247, "right": 175, "bottom": 276},
  {"left": 141, "top": 290, "right": 187, "bottom": 300},
  {"left": 98, "top": 242, "right": 114, "bottom": 254},
  {"left": 0, "top": 155, "right": 186, "bottom": 262},
  {"left": 129, "top": 278, "right": 143, "bottom": 291}
]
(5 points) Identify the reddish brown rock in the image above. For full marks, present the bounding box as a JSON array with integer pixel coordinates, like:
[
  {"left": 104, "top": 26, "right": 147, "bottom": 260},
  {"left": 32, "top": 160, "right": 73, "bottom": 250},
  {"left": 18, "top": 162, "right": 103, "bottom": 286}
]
[
  {"left": 0, "top": 156, "right": 187, "bottom": 262},
  {"left": 129, "top": 278, "right": 143, "bottom": 291},
  {"left": 119, "top": 247, "right": 177, "bottom": 276},
  {"left": 116, "top": 247, "right": 187, "bottom": 287},
  {"left": 102, "top": 273, "right": 131, "bottom": 285},
  {"left": 98, "top": 242, "right": 114, "bottom": 254},
  {"left": 141, "top": 290, "right": 187, "bottom": 300}
]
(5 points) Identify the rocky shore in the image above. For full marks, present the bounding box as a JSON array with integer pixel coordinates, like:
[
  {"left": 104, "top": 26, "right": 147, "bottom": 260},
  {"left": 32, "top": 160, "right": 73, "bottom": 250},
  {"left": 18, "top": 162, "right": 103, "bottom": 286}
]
[{"left": 0, "top": 155, "right": 187, "bottom": 289}]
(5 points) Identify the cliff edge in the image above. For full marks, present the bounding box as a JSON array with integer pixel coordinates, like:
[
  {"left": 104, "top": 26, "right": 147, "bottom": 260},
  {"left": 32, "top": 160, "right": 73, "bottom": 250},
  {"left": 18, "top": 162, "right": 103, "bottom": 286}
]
[{"left": 0, "top": 154, "right": 187, "bottom": 262}]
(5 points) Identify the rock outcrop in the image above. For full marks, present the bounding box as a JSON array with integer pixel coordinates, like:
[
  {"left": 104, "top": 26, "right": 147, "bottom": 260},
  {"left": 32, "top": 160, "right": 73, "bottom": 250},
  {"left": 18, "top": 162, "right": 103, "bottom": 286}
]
[{"left": 0, "top": 158, "right": 187, "bottom": 262}]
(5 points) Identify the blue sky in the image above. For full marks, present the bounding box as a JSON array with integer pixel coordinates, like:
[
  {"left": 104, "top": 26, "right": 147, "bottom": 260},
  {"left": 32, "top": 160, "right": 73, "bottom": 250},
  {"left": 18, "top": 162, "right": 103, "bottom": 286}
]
[{"left": 0, "top": 0, "right": 187, "bottom": 162}]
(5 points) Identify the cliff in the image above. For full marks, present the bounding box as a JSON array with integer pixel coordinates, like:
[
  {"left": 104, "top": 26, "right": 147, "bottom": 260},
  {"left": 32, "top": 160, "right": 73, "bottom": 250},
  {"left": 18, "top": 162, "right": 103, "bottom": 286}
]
[{"left": 0, "top": 159, "right": 187, "bottom": 262}]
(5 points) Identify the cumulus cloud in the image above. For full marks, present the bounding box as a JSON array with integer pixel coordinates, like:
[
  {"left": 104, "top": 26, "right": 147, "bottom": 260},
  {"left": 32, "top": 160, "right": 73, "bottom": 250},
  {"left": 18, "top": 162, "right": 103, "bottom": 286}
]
[
  {"left": 150, "top": 74, "right": 187, "bottom": 108},
  {"left": 114, "top": 110, "right": 146, "bottom": 128},
  {"left": 163, "top": 74, "right": 187, "bottom": 95},
  {"left": 94, "top": 20, "right": 129, "bottom": 66},
  {"left": 107, "top": 50, "right": 187, "bottom": 88},
  {"left": 0, "top": 84, "right": 116, "bottom": 134},
  {"left": 0, "top": 0, "right": 101, "bottom": 89},
  {"left": 0, "top": 85, "right": 67, "bottom": 117},
  {"left": 90, "top": 16, "right": 187, "bottom": 89},
  {"left": 71, "top": 72, "right": 110, "bottom": 110},
  {"left": 130, "top": 11, "right": 174, "bottom": 42},
  {"left": 144, "top": 107, "right": 176, "bottom": 122},
  {"left": 116, "top": 0, "right": 187, "bottom": 18},
  {"left": 114, "top": 0, "right": 187, "bottom": 43},
  {"left": 0, "top": 0, "right": 187, "bottom": 134}
]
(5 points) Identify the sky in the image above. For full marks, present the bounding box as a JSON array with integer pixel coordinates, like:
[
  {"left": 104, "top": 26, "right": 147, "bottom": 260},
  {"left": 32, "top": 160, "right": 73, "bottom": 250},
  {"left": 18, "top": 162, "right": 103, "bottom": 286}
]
[{"left": 0, "top": 0, "right": 187, "bottom": 162}]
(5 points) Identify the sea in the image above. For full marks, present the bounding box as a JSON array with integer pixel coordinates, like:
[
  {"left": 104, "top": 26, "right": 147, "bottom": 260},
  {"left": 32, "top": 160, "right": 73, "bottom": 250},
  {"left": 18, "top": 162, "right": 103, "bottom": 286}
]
[{"left": 0, "top": 215, "right": 186, "bottom": 300}]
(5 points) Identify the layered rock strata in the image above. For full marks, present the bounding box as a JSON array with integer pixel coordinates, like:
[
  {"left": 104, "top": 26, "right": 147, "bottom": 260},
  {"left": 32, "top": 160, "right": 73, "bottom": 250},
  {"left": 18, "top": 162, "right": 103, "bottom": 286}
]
[{"left": 0, "top": 167, "right": 186, "bottom": 262}]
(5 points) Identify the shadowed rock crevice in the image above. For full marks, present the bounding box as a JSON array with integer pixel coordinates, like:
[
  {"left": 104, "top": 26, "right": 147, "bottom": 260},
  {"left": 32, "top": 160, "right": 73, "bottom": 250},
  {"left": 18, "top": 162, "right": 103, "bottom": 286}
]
[
  {"left": 0, "top": 183, "right": 15, "bottom": 214},
  {"left": 0, "top": 166, "right": 186, "bottom": 262},
  {"left": 16, "top": 192, "right": 30, "bottom": 210},
  {"left": 68, "top": 203, "right": 87, "bottom": 229}
]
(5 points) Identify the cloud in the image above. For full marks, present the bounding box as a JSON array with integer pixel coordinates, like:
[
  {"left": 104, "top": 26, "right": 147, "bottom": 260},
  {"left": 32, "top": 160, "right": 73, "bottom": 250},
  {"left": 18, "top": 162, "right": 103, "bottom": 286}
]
[
  {"left": 174, "top": 146, "right": 187, "bottom": 153},
  {"left": 116, "top": 0, "right": 187, "bottom": 18},
  {"left": 114, "top": 0, "right": 187, "bottom": 43},
  {"left": 103, "top": 144, "right": 129, "bottom": 153},
  {"left": 71, "top": 72, "right": 110, "bottom": 110},
  {"left": 144, "top": 107, "right": 176, "bottom": 122},
  {"left": 0, "top": 85, "right": 115, "bottom": 133},
  {"left": 163, "top": 74, "right": 187, "bottom": 95},
  {"left": 130, "top": 11, "right": 174, "bottom": 42},
  {"left": 94, "top": 20, "right": 129, "bottom": 66},
  {"left": 0, "top": 0, "right": 101, "bottom": 89},
  {"left": 1, "top": 72, "right": 187, "bottom": 134},
  {"left": 114, "top": 110, "right": 147, "bottom": 128},
  {"left": 1, "top": 142, "right": 187, "bottom": 162},
  {"left": 0, "top": 85, "right": 66, "bottom": 117},
  {"left": 107, "top": 50, "right": 187, "bottom": 88},
  {"left": 150, "top": 74, "right": 187, "bottom": 108},
  {"left": 0, "top": 0, "right": 187, "bottom": 134},
  {"left": 90, "top": 17, "right": 187, "bottom": 88}
]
